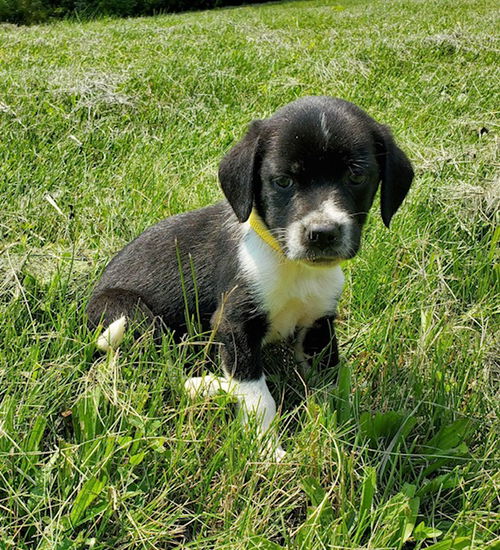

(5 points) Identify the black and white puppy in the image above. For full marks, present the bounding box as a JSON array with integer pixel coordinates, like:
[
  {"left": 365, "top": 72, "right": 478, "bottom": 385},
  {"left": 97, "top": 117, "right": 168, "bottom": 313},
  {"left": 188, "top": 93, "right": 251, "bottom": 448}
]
[{"left": 87, "top": 96, "right": 414, "bottom": 460}]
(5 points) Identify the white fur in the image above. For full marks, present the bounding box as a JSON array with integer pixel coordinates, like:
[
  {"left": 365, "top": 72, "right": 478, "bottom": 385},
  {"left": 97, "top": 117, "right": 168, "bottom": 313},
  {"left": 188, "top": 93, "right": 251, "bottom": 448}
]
[
  {"left": 294, "top": 326, "right": 312, "bottom": 370},
  {"left": 184, "top": 374, "right": 231, "bottom": 398},
  {"left": 186, "top": 218, "right": 348, "bottom": 462},
  {"left": 235, "top": 376, "right": 276, "bottom": 434},
  {"left": 320, "top": 111, "right": 331, "bottom": 143},
  {"left": 239, "top": 223, "right": 345, "bottom": 343},
  {"left": 96, "top": 316, "right": 126, "bottom": 351},
  {"left": 286, "top": 199, "right": 354, "bottom": 261},
  {"left": 235, "top": 375, "right": 284, "bottom": 461}
]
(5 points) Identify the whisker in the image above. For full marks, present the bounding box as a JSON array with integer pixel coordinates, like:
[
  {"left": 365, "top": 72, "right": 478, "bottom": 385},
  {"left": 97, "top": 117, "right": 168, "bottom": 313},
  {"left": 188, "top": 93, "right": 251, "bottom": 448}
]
[{"left": 350, "top": 210, "right": 370, "bottom": 216}]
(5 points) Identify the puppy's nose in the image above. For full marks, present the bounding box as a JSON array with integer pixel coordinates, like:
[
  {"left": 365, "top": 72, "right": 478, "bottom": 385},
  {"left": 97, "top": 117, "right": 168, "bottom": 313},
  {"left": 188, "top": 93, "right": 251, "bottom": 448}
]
[{"left": 307, "top": 223, "right": 342, "bottom": 247}]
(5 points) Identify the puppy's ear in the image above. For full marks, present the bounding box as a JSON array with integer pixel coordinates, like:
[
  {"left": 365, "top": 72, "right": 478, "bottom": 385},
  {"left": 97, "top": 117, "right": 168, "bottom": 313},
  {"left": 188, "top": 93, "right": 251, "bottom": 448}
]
[
  {"left": 375, "top": 125, "right": 414, "bottom": 228},
  {"left": 218, "top": 120, "right": 263, "bottom": 223}
]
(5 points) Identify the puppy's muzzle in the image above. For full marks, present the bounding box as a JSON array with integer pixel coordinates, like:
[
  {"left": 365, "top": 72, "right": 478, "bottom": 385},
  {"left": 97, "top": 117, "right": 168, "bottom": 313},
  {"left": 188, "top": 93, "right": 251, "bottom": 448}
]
[{"left": 284, "top": 203, "right": 357, "bottom": 263}]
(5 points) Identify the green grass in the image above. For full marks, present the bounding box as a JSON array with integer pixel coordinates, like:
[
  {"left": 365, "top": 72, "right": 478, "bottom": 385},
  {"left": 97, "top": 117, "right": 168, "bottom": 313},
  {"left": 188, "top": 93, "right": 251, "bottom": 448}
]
[{"left": 0, "top": 0, "right": 499, "bottom": 548}]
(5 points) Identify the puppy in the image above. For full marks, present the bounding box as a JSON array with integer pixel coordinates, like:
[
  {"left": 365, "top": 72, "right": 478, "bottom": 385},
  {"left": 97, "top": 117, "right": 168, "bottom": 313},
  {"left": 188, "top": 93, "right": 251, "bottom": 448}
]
[{"left": 87, "top": 96, "right": 414, "bottom": 460}]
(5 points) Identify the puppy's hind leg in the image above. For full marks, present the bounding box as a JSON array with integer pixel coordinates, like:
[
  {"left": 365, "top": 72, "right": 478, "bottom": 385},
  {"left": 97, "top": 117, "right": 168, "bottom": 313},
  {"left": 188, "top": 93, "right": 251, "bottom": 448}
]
[{"left": 87, "top": 289, "right": 157, "bottom": 352}]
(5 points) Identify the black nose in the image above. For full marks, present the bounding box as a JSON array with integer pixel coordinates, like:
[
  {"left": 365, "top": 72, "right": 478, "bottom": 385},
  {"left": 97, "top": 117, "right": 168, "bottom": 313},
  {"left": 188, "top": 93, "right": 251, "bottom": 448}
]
[{"left": 307, "top": 223, "right": 342, "bottom": 247}]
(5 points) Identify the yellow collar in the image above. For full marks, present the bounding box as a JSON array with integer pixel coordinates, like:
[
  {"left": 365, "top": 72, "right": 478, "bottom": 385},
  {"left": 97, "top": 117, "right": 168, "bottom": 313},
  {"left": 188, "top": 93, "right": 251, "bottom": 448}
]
[
  {"left": 248, "top": 209, "right": 341, "bottom": 268},
  {"left": 248, "top": 209, "right": 285, "bottom": 256}
]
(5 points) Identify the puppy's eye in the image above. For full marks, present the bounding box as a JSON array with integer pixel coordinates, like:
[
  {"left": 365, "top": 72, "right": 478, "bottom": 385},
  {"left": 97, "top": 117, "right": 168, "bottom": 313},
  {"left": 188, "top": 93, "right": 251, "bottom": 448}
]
[
  {"left": 348, "top": 173, "right": 367, "bottom": 185},
  {"left": 272, "top": 176, "right": 294, "bottom": 189}
]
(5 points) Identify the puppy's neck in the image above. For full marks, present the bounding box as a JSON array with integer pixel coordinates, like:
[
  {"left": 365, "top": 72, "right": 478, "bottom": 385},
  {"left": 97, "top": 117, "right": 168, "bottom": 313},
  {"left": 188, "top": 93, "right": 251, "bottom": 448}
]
[{"left": 248, "top": 209, "right": 284, "bottom": 256}]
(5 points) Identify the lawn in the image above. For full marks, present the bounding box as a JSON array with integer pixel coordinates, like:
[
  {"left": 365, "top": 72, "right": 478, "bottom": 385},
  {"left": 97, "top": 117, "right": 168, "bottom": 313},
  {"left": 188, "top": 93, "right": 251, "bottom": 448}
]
[{"left": 0, "top": 0, "right": 498, "bottom": 548}]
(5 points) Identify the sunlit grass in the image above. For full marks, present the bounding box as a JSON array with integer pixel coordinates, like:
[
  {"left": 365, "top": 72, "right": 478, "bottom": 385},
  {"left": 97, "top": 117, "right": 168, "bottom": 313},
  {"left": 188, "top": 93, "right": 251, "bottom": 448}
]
[{"left": 0, "top": 0, "right": 498, "bottom": 547}]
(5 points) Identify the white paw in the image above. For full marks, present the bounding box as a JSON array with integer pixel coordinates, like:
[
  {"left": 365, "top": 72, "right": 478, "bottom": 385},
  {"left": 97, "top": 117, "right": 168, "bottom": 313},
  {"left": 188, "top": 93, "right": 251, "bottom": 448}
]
[
  {"left": 261, "top": 440, "right": 286, "bottom": 463},
  {"left": 184, "top": 375, "right": 228, "bottom": 399},
  {"left": 272, "top": 446, "right": 286, "bottom": 463},
  {"left": 184, "top": 377, "right": 207, "bottom": 399}
]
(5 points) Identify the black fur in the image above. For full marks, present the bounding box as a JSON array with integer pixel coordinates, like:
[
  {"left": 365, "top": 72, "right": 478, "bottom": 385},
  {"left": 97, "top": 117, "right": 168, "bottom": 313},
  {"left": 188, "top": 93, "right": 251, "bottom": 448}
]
[
  {"left": 375, "top": 124, "right": 415, "bottom": 227},
  {"left": 88, "top": 203, "right": 241, "bottom": 334},
  {"left": 218, "top": 120, "right": 263, "bottom": 223},
  {"left": 302, "top": 316, "right": 339, "bottom": 370}
]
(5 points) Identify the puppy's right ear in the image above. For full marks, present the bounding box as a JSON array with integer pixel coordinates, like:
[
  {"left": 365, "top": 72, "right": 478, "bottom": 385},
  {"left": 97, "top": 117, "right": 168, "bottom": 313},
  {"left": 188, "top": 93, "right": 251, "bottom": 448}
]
[
  {"left": 375, "top": 124, "right": 414, "bottom": 228},
  {"left": 218, "top": 120, "right": 263, "bottom": 223}
]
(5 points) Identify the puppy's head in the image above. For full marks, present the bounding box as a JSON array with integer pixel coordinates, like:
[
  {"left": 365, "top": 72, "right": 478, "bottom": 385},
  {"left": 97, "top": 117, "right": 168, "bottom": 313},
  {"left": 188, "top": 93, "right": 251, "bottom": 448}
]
[{"left": 219, "top": 96, "right": 414, "bottom": 264}]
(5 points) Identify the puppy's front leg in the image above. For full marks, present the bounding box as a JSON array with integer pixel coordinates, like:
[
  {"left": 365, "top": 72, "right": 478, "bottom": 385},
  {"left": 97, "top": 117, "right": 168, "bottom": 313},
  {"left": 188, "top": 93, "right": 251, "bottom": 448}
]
[
  {"left": 298, "top": 315, "right": 339, "bottom": 371},
  {"left": 185, "top": 296, "right": 284, "bottom": 461},
  {"left": 218, "top": 303, "right": 285, "bottom": 462}
]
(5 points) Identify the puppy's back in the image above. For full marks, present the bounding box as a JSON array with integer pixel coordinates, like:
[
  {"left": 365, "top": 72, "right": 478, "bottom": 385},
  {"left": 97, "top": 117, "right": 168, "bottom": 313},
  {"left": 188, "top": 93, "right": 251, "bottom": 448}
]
[{"left": 87, "top": 201, "right": 240, "bottom": 333}]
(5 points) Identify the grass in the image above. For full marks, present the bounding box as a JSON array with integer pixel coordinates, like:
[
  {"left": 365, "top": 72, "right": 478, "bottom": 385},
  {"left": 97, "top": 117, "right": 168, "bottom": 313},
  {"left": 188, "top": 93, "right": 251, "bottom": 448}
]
[{"left": 0, "top": 0, "right": 498, "bottom": 547}]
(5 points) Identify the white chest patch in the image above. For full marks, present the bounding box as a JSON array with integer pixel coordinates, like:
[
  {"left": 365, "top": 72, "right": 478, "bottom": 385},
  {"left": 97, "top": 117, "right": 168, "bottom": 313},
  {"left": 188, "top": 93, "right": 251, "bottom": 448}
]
[{"left": 238, "top": 226, "right": 345, "bottom": 343}]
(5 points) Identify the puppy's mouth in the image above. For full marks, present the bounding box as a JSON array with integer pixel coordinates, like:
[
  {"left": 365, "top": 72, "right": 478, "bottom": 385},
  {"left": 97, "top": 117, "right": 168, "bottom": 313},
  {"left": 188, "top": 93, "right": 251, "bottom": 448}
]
[
  {"left": 287, "top": 249, "right": 352, "bottom": 266},
  {"left": 281, "top": 231, "right": 358, "bottom": 265},
  {"left": 305, "top": 255, "right": 342, "bottom": 265}
]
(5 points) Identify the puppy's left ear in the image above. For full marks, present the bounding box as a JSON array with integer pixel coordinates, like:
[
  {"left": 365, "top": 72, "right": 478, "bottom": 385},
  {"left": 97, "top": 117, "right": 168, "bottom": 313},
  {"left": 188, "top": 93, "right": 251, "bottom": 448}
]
[
  {"left": 218, "top": 120, "right": 263, "bottom": 223},
  {"left": 375, "top": 125, "right": 414, "bottom": 228}
]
